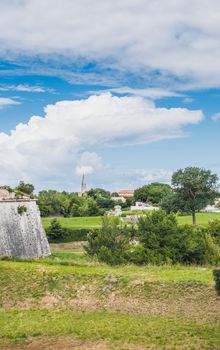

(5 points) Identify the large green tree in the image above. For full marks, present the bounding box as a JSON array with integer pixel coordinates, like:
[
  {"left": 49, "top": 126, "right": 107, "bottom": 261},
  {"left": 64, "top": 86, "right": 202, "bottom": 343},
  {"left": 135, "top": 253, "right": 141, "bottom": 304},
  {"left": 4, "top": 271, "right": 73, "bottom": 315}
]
[
  {"left": 15, "top": 181, "right": 35, "bottom": 196},
  {"left": 87, "top": 188, "right": 114, "bottom": 209},
  {"left": 172, "top": 167, "right": 219, "bottom": 225},
  {"left": 37, "top": 190, "right": 103, "bottom": 217},
  {"left": 134, "top": 182, "right": 172, "bottom": 205}
]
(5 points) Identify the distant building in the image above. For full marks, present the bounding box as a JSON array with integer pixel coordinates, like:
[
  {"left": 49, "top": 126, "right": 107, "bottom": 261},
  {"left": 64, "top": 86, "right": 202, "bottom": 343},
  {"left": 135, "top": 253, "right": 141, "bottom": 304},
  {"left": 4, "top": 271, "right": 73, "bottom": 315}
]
[
  {"left": 111, "top": 196, "right": 126, "bottom": 203},
  {"left": 202, "top": 205, "right": 220, "bottom": 213},
  {"left": 117, "top": 189, "right": 134, "bottom": 198},
  {"left": 130, "top": 201, "right": 159, "bottom": 211}
]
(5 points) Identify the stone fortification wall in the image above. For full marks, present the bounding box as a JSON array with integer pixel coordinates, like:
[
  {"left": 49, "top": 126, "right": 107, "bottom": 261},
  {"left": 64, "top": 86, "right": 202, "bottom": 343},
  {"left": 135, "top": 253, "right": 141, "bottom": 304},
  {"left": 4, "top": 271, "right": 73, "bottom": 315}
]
[{"left": 0, "top": 200, "right": 51, "bottom": 258}]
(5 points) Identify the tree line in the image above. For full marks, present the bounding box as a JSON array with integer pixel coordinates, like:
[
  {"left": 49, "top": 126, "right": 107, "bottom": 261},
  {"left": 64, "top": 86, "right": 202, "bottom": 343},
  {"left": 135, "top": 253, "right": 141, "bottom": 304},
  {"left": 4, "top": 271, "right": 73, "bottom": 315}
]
[{"left": 15, "top": 166, "right": 220, "bottom": 225}]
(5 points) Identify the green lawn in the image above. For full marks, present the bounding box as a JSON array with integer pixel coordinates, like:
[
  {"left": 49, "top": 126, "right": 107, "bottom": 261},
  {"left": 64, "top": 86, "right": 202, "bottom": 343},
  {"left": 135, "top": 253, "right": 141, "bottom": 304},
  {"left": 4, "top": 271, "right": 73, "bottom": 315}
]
[
  {"left": 42, "top": 216, "right": 102, "bottom": 229},
  {"left": 42, "top": 212, "right": 220, "bottom": 230},
  {"left": 177, "top": 212, "right": 220, "bottom": 225},
  {"left": 0, "top": 249, "right": 219, "bottom": 349},
  {"left": 0, "top": 309, "right": 219, "bottom": 350}
]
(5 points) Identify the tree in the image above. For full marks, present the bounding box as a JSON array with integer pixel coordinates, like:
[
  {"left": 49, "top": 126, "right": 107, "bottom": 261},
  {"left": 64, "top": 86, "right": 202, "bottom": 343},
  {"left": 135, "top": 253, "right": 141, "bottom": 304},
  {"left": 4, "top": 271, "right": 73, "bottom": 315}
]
[
  {"left": 46, "top": 219, "right": 66, "bottom": 241},
  {"left": 85, "top": 217, "right": 129, "bottom": 265},
  {"left": 130, "top": 210, "right": 220, "bottom": 265},
  {"left": 160, "top": 192, "right": 188, "bottom": 214},
  {"left": 87, "top": 188, "right": 114, "bottom": 209},
  {"left": 134, "top": 182, "right": 172, "bottom": 205},
  {"left": 37, "top": 190, "right": 70, "bottom": 217},
  {"left": 111, "top": 192, "right": 119, "bottom": 197},
  {"left": 87, "top": 188, "right": 111, "bottom": 200},
  {"left": 15, "top": 181, "right": 35, "bottom": 195},
  {"left": 172, "top": 167, "right": 219, "bottom": 225}
]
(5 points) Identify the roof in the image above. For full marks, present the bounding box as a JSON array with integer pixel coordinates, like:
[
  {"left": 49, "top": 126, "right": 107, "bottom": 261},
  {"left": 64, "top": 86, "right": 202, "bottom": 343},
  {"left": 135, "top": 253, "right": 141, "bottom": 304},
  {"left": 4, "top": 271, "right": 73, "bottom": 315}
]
[
  {"left": 117, "top": 189, "right": 134, "bottom": 197},
  {"left": 118, "top": 190, "right": 134, "bottom": 194}
]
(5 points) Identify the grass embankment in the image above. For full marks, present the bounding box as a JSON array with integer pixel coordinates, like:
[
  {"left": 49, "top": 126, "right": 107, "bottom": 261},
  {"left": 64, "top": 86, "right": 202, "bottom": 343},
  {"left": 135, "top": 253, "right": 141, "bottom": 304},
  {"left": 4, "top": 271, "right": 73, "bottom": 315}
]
[
  {"left": 42, "top": 212, "right": 220, "bottom": 230},
  {"left": 0, "top": 249, "right": 220, "bottom": 349}
]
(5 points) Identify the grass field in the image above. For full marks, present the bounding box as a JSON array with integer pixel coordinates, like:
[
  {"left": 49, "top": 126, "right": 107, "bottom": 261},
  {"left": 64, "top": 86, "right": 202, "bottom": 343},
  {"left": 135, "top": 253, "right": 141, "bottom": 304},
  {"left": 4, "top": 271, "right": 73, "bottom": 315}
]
[
  {"left": 177, "top": 212, "right": 220, "bottom": 225},
  {"left": 42, "top": 212, "right": 220, "bottom": 230},
  {"left": 42, "top": 216, "right": 101, "bottom": 229},
  {"left": 0, "top": 248, "right": 219, "bottom": 349}
]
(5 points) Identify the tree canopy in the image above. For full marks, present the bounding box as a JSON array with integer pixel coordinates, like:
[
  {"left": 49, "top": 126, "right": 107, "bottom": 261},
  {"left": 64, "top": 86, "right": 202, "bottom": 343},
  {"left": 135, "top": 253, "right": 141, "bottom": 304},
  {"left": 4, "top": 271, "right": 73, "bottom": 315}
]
[
  {"left": 134, "top": 182, "right": 172, "bottom": 205},
  {"left": 87, "top": 188, "right": 115, "bottom": 209},
  {"left": 15, "top": 181, "right": 35, "bottom": 196},
  {"left": 171, "top": 167, "right": 219, "bottom": 224}
]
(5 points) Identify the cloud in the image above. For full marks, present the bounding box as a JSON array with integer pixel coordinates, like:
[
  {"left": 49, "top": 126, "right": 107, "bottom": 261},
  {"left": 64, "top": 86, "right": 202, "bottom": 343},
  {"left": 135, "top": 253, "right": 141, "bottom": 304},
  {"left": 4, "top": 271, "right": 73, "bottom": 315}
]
[
  {"left": 0, "top": 84, "right": 50, "bottom": 92},
  {"left": 183, "top": 97, "right": 195, "bottom": 104},
  {"left": 1, "top": 85, "right": 44, "bottom": 92},
  {"left": 0, "top": 0, "right": 220, "bottom": 88},
  {"left": 212, "top": 112, "right": 220, "bottom": 121},
  {"left": 89, "top": 168, "right": 173, "bottom": 191},
  {"left": 75, "top": 152, "right": 102, "bottom": 175},
  {"left": 137, "top": 169, "right": 173, "bottom": 184},
  {"left": 0, "top": 97, "right": 20, "bottom": 108},
  {"left": 0, "top": 93, "right": 203, "bottom": 189},
  {"left": 99, "top": 87, "right": 184, "bottom": 99}
]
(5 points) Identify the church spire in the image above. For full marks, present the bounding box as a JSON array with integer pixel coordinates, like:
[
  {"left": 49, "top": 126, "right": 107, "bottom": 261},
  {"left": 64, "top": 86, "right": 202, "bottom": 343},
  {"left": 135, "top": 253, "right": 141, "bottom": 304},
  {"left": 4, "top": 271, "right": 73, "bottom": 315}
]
[{"left": 80, "top": 174, "right": 87, "bottom": 196}]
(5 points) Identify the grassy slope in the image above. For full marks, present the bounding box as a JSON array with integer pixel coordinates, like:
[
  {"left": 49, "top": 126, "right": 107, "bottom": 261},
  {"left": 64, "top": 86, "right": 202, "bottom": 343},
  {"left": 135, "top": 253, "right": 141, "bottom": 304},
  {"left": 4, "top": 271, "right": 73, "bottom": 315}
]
[
  {"left": 42, "top": 212, "right": 220, "bottom": 229},
  {"left": 0, "top": 250, "right": 219, "bottom": 349}
]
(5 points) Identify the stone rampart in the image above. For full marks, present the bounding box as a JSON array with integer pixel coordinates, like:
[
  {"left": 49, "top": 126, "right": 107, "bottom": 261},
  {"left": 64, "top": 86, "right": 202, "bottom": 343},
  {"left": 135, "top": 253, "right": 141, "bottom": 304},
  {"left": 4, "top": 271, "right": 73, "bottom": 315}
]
[{"left": 0, "top": 199, "right": 50, "bottom": 258}]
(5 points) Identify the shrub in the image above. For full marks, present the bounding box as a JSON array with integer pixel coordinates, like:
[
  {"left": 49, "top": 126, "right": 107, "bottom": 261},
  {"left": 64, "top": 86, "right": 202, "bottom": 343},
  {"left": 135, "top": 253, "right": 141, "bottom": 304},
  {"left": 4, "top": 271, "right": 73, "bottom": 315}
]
[
  {"left": 208, "top": 220, "right": 220, "bottom": 244},
  {"left": 137, "top": 210, "right": 178, "bottom": 264},
  {"left": 17, "top": 205, "right": 27, "bottom": 215},
  {"left": 176, "top": 226, "right": 220, "bottom": 265},
  {"left": 46, "top": 219, "right": 66, "bottom": 241},
  {"left": 128, "top": 244, "right": 153, "bottom": 265},
  {"left": 213, "top": 270, "right": 220, "bottom": 295},
  {"left": 45, "top": 220, "right": 98, "bottom": 243},
  {"left": 134, "top": 210, "right": 220, "bottom": 265},
  {"left": 85, "top": 217, "right": 130, "bottom": 265}
]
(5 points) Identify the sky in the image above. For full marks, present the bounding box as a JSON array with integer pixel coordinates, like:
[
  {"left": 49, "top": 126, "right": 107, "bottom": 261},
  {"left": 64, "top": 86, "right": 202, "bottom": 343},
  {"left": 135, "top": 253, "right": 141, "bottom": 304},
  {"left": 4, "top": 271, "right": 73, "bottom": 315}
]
[{"left": 0, "top": 0, "right": 219, "bottom": 192}]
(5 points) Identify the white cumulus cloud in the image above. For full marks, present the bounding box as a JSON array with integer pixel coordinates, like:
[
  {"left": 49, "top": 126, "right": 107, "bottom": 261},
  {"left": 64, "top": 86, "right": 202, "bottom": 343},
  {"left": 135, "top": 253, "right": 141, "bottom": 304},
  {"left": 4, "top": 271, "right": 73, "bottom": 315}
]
[
  {"left": 0, "top": 0, "right": 220, "bottom": 88},
  {"left": 0, "top": 93, "right": 203, "bottom": 189},
  {"left": 75, "top": 152, "right": 102, "bottom": 175}
]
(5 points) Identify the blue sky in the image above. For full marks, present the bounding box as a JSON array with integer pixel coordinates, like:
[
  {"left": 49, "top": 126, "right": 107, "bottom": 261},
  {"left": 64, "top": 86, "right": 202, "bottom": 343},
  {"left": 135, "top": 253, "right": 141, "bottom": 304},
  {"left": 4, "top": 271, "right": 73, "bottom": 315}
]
[{"left": 0, "top": 0, "right": 219, "bottom": 192}]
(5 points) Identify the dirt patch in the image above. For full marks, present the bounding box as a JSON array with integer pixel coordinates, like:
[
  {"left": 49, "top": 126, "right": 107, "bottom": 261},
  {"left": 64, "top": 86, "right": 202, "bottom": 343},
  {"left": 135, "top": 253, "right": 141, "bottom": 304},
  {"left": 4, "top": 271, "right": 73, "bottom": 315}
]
[
  {"left": 50, "top": 241, "right": 86, "bottom": 250},
  {"left": 1, "top": 288, "right": 220, "bottom": 322},
  {"left": 0, "top": 336, "right": 149, "bottom": 350},
  {"left": 0, "top": 337, "right": 109, "bottom": 350}
]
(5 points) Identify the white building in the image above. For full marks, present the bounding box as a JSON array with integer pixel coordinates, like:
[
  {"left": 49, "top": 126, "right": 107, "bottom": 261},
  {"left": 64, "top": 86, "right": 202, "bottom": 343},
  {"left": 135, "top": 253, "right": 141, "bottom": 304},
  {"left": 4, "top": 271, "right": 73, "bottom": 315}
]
[
  {"left": 130, "top": 201, "right": 159, "bottom": 211},
  {"left": 202, "top": 205, "right": 220, "bottom": 213}
]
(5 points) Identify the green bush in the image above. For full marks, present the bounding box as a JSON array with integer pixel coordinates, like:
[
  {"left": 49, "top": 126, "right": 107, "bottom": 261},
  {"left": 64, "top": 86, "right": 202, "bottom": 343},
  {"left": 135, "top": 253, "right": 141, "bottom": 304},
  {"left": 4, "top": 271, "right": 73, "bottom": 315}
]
[
  {"left": 135, "top": 210, "right": 220, "bottom": 265},
  {"left": 213, "top": 269, "right": 220, "bottom": 295},
  {"left": 46, "top": 219, "right": 66, "bottom": 241},
  {"left": 208, "top": 220, "right": 220, "bottom": 244},
  {"left": 128, "top": 244, "right": 151, "bottom": 265},
  {"left": 85, "top": 217, "right": 130, "bottom": 265},
  {"left": 176, "top": 226, "right": 220, "bottom": 265},
  {"left": 17, "top": 205, "right": 27, "bottom": 215},
  {"left": 46, "top": 219, "right": 97, "bottom": 242}
]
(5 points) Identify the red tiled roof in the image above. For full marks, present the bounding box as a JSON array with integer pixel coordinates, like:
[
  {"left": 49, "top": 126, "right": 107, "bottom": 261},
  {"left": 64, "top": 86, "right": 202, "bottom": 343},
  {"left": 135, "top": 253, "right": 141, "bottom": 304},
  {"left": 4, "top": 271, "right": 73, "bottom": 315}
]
[
  {"left": 118, "top": 189, "right": 134, "bottom": 197},
  {"left": 118, "top": 190, "right": 134, "bottom": 193}
]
